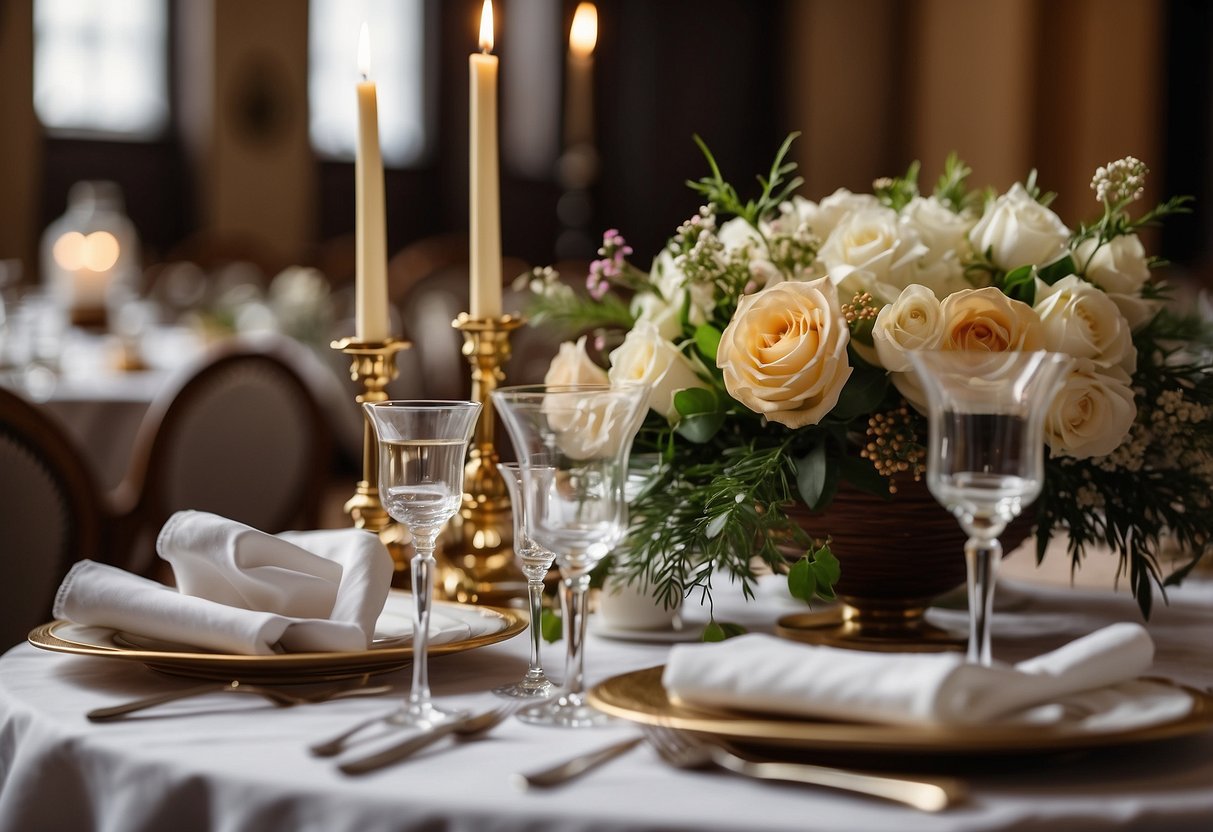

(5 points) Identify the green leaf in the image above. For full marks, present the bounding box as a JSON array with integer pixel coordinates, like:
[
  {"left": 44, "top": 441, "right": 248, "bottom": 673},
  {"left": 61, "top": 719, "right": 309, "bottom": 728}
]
[
  {"left": 1038, "top": 254, "right": 1076, "bottom": 285},
  {"left": 673, "top": 387, "right": 716, "bottom": 417},
  {"left": 809, "top": 545, "right": 841, "bottom": 588},
  {"left": 787, "top": 557, "right": 816, "bottom": 601},
  {"left": 829, "top": 363, "right": 888, "bottom": 421},
  {"left": 693, "top": 324, "right": 723, "bottom": 363},
  {"left": 540, "top": 608, "right": 563, "bottom": 643},
  {"left": 675, "top": 412, "right": 725, "bottom": 444},
  {"left": 795, "top": 443, "right": 829, "bottom": 509},
  {"left": 701, "top": 621, "right": 726, "bottom": 642},
  {"left": 1002, "top": 264, "right": 1037, "bottom": 304}
]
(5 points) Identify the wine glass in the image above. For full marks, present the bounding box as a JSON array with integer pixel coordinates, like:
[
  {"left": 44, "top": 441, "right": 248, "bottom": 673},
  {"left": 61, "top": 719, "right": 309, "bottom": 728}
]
[
  {"left": 493, "top": 383, "right": 650, "bottom": 727},
  {"left": 492, "top": 461, "right": 558, "bottom": 699},
  {"left": 907, "top": 350, "right": 1071, "bottom": 665},
  {"left": 363, "top": 400, "right": 481, "bottom": 726}
]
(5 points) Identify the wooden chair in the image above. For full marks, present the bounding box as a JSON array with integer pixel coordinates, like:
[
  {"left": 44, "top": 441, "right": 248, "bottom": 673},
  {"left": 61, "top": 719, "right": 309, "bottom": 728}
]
[
  {"left": 0, "top": 387, "right": 109, "bottom": 647},
  {"left": 116, "top": 335, "right": 335, "bottom": 577}
]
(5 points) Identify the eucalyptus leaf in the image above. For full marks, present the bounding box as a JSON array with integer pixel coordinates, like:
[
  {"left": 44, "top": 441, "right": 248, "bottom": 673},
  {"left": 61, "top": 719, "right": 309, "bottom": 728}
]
[
  {"left": 795, "top": 444, "right": 829, "bottom": 509},
  {"left": 675, "top": 411, "right": 725, "bottom": 444},
  {"left": 673, "top": 387, "right": 717, "bottom": 417}
]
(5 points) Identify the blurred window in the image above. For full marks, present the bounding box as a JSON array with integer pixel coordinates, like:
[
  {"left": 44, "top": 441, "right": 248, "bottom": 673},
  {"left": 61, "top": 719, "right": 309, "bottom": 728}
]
[
  {"left": 33, "top": 0, "right": 170, "bottom": 138},
  {"left": 308, "top": 0, "right": 426, "bottom": 167}
]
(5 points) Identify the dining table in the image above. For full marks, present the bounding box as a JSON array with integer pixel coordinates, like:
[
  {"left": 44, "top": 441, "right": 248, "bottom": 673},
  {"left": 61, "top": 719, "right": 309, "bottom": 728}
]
[{"left": 1, "top": 557, "right": 1211, "bottom": 832}]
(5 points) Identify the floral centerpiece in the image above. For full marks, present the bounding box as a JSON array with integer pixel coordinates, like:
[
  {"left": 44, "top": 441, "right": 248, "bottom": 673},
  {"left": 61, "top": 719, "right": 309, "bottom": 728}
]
[{"left": 519, "top": 134, "right": 1211, "bottom": 622}]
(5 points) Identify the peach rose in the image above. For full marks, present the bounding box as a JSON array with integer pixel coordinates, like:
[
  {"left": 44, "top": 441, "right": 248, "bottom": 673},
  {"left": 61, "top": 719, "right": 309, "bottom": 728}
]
[
  {"left": 938, "top": 287, "right": 1045, "bottom": 352},
  {"left": 716, "top": 278, "right": 852, "bottom": 429}
]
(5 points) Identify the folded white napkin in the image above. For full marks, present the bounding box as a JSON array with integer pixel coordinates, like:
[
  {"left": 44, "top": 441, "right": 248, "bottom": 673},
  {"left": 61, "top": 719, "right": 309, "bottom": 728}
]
[
  {"left": 662, "top": 624, "right": 1156, "bottom": 726},
  {"left": 53, "top": 511, "right": 393, "bottom": 655}
]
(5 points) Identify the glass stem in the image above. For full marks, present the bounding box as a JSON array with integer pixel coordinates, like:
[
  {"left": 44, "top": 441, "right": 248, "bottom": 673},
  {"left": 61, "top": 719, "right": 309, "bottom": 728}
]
[
  {"left": 560, "top": 573, "right": 592, "bottom": 699},
  {"left": 408, "top": 530, "right": 439, "bottom": 711},
  {"left": 525, "top": 577, "right": 546, "bottom": 680},
  {"left": 964, "top": 535, "right": 1002, "bottom": 666}
]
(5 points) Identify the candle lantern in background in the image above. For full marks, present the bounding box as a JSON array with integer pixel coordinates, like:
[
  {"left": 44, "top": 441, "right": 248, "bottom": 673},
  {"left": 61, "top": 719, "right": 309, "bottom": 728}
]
[
  {"left": 556, "top": 2, "right": 599, "bottom": 259},
  {"left": 41, "top": 181, "right": 140, "bottom": 329}
]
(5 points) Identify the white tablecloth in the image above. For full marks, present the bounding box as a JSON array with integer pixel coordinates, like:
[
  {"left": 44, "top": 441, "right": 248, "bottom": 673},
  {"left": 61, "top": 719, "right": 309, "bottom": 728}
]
[{"left": 2, "top": 575, "right": 1211, "bottom": 832}]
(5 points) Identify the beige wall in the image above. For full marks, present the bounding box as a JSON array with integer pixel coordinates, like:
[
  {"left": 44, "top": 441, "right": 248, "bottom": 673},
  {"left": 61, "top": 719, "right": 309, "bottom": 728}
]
[
  {"left": 178, "top": 0, "right": 314, "bottom": 265},
  {"left": 0, "top": 0, "right": 40, "bottom": 276}
]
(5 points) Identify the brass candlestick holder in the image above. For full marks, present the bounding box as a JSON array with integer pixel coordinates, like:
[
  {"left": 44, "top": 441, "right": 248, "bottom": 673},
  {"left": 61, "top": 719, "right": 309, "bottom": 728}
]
[
  {"left": 331, "top": 335, "right": 413, "bottom": 576},
  {"left": 440, "top": 312, "right": 528, "bottom": 604}
]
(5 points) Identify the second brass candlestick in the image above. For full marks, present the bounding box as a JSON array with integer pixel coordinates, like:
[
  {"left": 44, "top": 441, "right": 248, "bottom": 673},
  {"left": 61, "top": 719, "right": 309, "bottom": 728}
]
[{"left": 439, "top": 312, "right": 527, "bottom": 604}]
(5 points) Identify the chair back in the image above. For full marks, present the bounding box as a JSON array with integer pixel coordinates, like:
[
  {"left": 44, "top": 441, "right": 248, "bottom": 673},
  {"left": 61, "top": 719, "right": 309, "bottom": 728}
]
[
  {"left": 0, "top": 387, "right": 106, "bottom": 647},
  {"left": 122, "top": 335, "right": 333, "bottom": 573}
]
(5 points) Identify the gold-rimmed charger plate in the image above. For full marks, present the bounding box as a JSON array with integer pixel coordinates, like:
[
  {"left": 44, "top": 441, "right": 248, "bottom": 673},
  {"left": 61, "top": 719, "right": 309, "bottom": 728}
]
[
  {"left": 28, "top": 592, "right": 526, "bottom": 684},
  {"left": 587, "top": 666, "right": 1213, "bottom": 757}
]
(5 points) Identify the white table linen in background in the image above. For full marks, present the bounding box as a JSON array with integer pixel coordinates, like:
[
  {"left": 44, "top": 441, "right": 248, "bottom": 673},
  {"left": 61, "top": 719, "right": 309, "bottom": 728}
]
[{"left": 2, "top": 574, "right": 1211, "bottom": 832}]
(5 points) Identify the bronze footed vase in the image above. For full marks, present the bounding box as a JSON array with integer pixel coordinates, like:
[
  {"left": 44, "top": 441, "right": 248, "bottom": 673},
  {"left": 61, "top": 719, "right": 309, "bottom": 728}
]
[{"left": 776, "top": 479, "right": 1032, "bottom": 652}]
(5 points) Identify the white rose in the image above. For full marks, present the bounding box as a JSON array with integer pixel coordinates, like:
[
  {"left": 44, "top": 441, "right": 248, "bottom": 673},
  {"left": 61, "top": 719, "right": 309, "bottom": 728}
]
[
  {"left": 647, "top": 250, "right": 711, "bottom": 328},
  {"left": 802, "top": 188, "right": 882, "bottom": 239},
  {"left": 1073, "top": 234, "right": 1151, "bottom": 295},
  {"left": 1109, "top": 292, "right": 1163, "bottom": 331},
  {"left": 608, "top": 320, "right": 710, "bottom": 422},
  {"left": 969, "top": 182, "right": 1071, "bottom": 270},
  {"left": 630, "top": 291, "right": 682, "bottom": 342},
  {"left": 939, "top": 286, "right": 1045, "bottom": 352},
  {"left": 873, "top": 284, "right": 944, "bottom": 372},
  {"left": 544, "top": 336, "right": 608, "bottom": 386},
  {"left": 717, "top": 217, "right": 763, "bottom": 253},
  {"left": 900, "top": 196, "right": 974, "bottom": 297},
  {"left": 544, "top": 386, "right": 650, "bottom": 461},
  {"left": 1045, "top": 360, "right": 1137, "bottom": 459},
  {"left": 716, "top": 277, "right": 852, "bottom": 429},
  {"left": 1034, "top": 275, "right": 1136, "bottom": 372},
  {"left": 820, "top": 206, "right": 928, "bottom": 300}
]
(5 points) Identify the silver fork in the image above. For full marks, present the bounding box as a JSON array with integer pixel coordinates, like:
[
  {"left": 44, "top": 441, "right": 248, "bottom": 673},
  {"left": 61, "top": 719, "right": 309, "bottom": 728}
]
[
  {"left": 337, "top": 704, "right": 518, "bottom": 775},
  {"left": 641, "top": 725, "right": 966, "bottom": 812}
]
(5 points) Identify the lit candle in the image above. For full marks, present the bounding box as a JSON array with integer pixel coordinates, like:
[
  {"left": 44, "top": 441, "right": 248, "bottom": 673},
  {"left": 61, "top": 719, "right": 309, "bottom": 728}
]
[
  {"left": 355, "top": 22, "right": 390, "bottom": 341},
  {"left": 565, "top": 2, "right": 597, "bottom": 149},
  {"left": 469, "top": 0, "right": 502, "bottom": 319}
]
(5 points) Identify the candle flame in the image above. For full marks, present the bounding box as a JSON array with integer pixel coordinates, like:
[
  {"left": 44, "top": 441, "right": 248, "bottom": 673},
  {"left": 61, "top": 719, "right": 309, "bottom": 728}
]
[
  {"left": 569, "top": 3, "right": 597, "bottom": 58},
  {"left": 478, "top": 0, "right": 494, "bottom": 53},
  {"left": 357, "top": 22, "right": 371, "bottom": 78}
]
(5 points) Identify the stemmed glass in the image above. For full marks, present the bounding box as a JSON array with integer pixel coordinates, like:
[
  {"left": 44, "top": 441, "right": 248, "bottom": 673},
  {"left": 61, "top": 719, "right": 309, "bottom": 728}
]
[
  {"left": 363, "top": 400, "right": 481, "bottom": 726},
  {"left": 907, "top": 350, "right": 1071, "bottom": 665},
  {"left": 492, "top": 461, "right": 558, "bottom": 699},
  {"left": 493, "top": 383, "right": 650, "bottom": 727}
]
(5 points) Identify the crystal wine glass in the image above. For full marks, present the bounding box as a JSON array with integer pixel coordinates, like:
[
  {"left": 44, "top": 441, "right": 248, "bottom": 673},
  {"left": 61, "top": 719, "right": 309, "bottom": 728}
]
[
  {"left": 493, "top": 461, "right": 558, "bottom": 699},
  {"left": 907, "top": 350, "right": 1071, "bottom": 665},
  {"left": 363, "top": 400, "right": 481, "bottom": 726},
  {"left": 493, "top": 383, "right": 650, "bottom": 727}
]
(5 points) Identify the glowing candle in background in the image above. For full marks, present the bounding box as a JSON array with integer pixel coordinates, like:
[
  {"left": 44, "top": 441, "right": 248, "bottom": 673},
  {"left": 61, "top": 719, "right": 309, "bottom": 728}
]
[
  {"left": 565, "top": 2, "right": 597, "bottom": 150},
  {"left": 355, "top": 22, "right": 390, "bottom": 341},
  {"left": 468, "top": 0, "right": 502, "bottom": 319}
]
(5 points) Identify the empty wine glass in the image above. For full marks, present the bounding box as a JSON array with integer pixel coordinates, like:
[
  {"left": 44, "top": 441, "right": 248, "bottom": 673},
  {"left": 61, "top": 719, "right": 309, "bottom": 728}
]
[
  {"left": 493, "top": 461, "right": 558, "bottom": 699},
  {"left": 364, "top": 400, "right": 481, "bottom": 726},
  {"left": 493, "top": 383, "right": 650, "bottom": 727},
  {"left": 907, "top": 350, "right": 1071, "bottom": 665}
]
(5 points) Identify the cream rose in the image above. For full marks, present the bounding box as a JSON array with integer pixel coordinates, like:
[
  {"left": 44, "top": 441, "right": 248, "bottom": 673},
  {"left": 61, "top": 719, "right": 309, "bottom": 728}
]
[
  {"left": 900, "top": 196, "right": 974, "bottom": 297},
  {"left": 820, "top": 206, "right": 928, "bottom": 300},
  {"left": 969, "top": 182, "right": 1071, "bottom": 270},
  {"left": 546, "top": 386, "right": 649, "bottom": 461},
  {"left": 873, "top": 284, "right": 944, "bottom": 372},
  {"left": 608, "top": 320, "right": 709, "bottom": 421},
  {"left": 1073, "top": 234, "right": 1151, "bottom": 295},
  {"left": 716, "top": 277, "right": 852, "bottom": 429},
  {"left": 544, "top": 336, "right": 608, "bottom": 387},
  {"left": 801, "top": 188, "right": 882, "bottom": 239},
  {"left": 1034, "top": 275, "right": 1136, "bottom": 372},
  {"left": 939, "top": 286, "right": 1045, "bottom": 352},
  {"left": 1045, "top": 360, "right": 1137, "bottom": 459}
]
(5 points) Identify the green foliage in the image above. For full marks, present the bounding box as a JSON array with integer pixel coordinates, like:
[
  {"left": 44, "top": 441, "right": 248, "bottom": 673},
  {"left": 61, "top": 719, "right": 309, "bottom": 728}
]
[
  {"left": 540, "top": 608, "right": 563, "bottom": 643},
  {"left": 687, "top": 133, "right": 803, "bottom": 227},
  {"left": 526, "top": 286, "right": 635, "bottom": 336}
]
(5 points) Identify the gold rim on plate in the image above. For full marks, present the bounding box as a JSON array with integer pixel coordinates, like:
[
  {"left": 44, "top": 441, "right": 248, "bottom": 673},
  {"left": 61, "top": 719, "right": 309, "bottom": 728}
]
[
  {"left": 27, "top": 594, "right": 526, "bottom": 684},
  {"left": 587, "top": 666, "right": 1213, "bottom": 757}
]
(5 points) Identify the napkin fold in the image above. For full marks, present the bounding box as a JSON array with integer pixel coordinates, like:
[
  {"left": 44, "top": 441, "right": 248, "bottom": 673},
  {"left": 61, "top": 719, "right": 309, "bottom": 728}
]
[
  {"left": 54, "top": 511, "right": 394, "bottom": 655},
  {"left": 662, "top": 624, "right": 1155, "bottom": 726}
]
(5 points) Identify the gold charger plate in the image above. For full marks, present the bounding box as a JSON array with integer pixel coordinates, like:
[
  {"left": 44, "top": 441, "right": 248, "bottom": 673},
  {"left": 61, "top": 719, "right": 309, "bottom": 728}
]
[
  {"left": 587, "top": 666, "right": 1213, "bottom": 757},
  {"left": 27, "top": 592, "right": 526, "bottom": 684}
]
